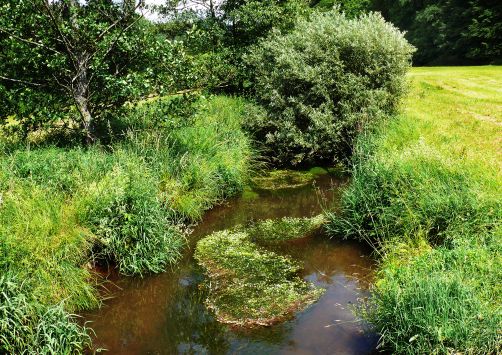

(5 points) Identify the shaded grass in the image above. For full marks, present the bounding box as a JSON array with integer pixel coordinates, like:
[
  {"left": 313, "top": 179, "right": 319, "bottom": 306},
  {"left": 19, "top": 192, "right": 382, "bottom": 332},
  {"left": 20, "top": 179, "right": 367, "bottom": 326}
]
[
  {"left": 195, "top": 230, "right": 324, "bottom": 326},
  {"left": 326, "top": 66, "right": 502, "bottom": 353},
  {"left": 0, "top": 95, "right": 256, "bottom": 352}
]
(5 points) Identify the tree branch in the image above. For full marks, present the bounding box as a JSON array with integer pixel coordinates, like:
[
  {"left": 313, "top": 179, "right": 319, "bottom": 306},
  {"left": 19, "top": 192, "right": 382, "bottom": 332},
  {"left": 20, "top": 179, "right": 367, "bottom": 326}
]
[
  {"left": 0, "top": 75, "right": 45, "bottom": 87},
  {"left": 0, "top": 27, "right": 61, "bottom": 54}
]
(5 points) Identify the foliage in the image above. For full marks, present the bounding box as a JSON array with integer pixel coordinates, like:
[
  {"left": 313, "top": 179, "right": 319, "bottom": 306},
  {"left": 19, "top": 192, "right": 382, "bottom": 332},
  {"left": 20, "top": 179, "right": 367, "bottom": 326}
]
[
  {"left": 240, "top": 214, "right": 326, "bottom": 243},
  {"left": 245, "top": 9, "right": 414, "bottom": 166},
  {"left": 371, "top": 0, "right": 502, "bottom": 65},
  {"left": 314, "top": 0, "right": 371, "bottom": 17},
  {"left": 0, "top": 1, "right": 196, "bottom": 141},
  {"left": 157, "top": 0, "right": 311, "bottom": 92},
  {"left": 326, "top": 67, "right": 502, "bottom": 353},
  {"left": 195, "top": 230, "right": 323, "bottom": 326}
]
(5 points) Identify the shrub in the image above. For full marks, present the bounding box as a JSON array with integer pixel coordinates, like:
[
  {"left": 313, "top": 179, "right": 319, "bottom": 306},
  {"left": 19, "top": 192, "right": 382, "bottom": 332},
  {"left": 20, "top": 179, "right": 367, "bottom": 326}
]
[{"left": 245, "top": 9, "right": 414, "bottom": 166}]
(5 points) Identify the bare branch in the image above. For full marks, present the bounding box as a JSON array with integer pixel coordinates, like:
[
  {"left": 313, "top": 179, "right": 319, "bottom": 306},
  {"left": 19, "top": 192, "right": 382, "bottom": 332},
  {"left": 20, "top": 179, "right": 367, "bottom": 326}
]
[{"left": 0, "top": 75, "right": 45, "bottom": 87}]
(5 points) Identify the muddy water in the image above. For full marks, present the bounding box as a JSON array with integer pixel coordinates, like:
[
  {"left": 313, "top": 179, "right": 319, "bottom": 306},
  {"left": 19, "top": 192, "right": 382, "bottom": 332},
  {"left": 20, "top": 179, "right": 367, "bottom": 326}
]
[{"left": 83, "top": 174, "right": 378, "bottom": 354}]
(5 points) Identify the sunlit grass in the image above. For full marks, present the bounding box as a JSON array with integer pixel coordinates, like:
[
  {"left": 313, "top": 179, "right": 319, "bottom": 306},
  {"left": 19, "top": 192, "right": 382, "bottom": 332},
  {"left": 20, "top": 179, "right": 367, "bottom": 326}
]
[
  {"left": 0, "top": 94, "right": 256, "bottom": 352},
  {"left": 327, "top": 66, "right": 502, "bottom": 353}
]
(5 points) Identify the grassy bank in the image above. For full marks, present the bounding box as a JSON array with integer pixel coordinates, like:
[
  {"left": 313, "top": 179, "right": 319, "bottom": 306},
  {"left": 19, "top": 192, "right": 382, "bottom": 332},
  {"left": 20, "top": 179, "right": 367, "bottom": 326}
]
[
  {"left": 326, "top": 66, "right": 502, "bottom": 353},
  {"left": 0, "top": 95, "right": 256, "bottom": 352}
]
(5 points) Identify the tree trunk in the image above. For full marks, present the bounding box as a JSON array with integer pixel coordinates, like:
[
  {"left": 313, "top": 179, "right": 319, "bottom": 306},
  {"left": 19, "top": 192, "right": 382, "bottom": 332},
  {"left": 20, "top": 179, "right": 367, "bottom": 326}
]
[{"left": 73, "top": 52, "right": 94, "bottom": 144}]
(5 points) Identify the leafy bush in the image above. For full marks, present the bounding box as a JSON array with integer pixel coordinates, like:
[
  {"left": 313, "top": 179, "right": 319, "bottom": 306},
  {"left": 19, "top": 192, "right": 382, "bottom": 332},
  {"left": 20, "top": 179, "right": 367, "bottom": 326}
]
[{"left": 245, "top": 9, "right": 414, "bottom": 166}]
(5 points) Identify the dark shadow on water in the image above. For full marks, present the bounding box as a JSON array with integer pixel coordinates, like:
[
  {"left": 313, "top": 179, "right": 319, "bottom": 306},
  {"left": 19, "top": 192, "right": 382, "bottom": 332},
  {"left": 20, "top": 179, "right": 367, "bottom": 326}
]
[{"left": 83, "top": 174, "right": 379, "bottom": 354}]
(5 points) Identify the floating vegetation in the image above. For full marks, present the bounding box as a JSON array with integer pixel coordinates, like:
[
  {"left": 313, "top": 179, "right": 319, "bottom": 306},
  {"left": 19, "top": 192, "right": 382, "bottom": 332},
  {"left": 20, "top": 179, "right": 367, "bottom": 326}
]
[
  {"left": 194, "top": 230, "right": 324, "bottom": 326},
  {"left": 251, "top": 168, "right": 333, "bottom": 190},
  {"left": 241, "top": 214, "right": 327, "bottom": 243}
]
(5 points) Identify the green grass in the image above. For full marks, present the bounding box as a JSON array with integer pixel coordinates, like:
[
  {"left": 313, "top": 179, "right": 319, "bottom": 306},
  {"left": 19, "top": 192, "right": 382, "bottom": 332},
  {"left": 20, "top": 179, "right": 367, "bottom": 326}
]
[
  {"left": 194, "top": 230, "right": 324, "bottom": 326},
  {"left": 326, "top": 66, "right": 502, "bottom": 353},
  {"left": 0, "top": 95, "right": 256, "bottom": 353}
]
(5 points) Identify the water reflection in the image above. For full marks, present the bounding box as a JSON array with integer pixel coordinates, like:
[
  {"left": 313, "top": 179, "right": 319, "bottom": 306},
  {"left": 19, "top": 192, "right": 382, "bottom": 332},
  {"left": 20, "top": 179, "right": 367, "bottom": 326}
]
[{"left": 83, "top": 174, "right": 378, "bottom": 354}]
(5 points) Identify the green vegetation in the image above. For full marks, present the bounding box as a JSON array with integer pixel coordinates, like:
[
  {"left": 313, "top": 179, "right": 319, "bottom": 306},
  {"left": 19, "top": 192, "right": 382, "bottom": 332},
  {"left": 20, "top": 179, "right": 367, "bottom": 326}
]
[
  {"left": 2, "top": 0, "right": 500, "bottom": 352},
  {"left": 0, "top": 95, "right": 255, "bottom": 353},
  {"left": 251, "top": 168, "right": 327, "bottom": 190},
  {"left": 195, "top": 230, "right": 324, "bottom": 326},
  {"left": 327, "top": 66, "right": 502, "bottom": 353},
  {"left": 241, "top": 214, "right": 326, "bottom": 243},
  {"left": 371, "top": 0, "right": 502, "bottom": 65},
  {"left": 245, "top": 10, "right": 414, "bottom": 166},
  {"left": 0, "top": 274, "right": 91, "bottom": 354}
]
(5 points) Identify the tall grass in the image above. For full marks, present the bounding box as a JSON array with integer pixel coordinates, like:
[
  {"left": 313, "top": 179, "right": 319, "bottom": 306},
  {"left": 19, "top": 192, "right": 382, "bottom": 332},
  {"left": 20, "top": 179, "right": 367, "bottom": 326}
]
[
  {"left": 0, "top": 273, "right": 91, "bottom": 354},
  {"left": 326, "top": 66, "right": 502, "bottom": 353},
  {"left": 0, "top": 94, "right": 256, "bottom": 352}
]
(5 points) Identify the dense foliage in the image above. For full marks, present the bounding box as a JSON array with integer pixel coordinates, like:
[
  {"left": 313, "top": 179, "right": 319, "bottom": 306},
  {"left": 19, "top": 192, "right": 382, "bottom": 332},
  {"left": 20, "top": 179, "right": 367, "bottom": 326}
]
[
  {"left": 371, "top": 0, "right": 502, "bottom": 65},
  {"left": 245, "top": 10, "right": 414, "bottom": 166},
  {"left": 0, "top": 0, "right": 199, "bottom": 142}
]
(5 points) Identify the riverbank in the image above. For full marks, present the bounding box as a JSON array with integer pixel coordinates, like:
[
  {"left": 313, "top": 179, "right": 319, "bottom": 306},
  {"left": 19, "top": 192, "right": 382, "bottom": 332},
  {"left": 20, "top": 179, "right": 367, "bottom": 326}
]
[
  {"left": 327, "top": 66, "right": 502, "bottom": 353},
  {"left": 0, "top": 95, "right": 255, "bottom": 352}
]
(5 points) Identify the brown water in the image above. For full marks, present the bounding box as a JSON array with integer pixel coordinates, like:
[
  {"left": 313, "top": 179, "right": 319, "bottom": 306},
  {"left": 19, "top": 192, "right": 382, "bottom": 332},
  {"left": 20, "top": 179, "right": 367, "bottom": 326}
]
[{"left": 83, "top": 174, "right": 378, "bottom": 354}]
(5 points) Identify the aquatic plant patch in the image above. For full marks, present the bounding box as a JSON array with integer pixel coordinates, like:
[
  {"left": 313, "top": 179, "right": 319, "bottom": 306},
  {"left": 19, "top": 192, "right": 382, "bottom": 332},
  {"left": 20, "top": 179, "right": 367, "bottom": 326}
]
[
  {"left": 241, "top": 214, "right": 327, "bottom": 243},
  {"left": 251, "top": 168, "right": 331, "bottom": 190},
  {"left": 194, "top": 230, "right": 324, "bottom": 326}
]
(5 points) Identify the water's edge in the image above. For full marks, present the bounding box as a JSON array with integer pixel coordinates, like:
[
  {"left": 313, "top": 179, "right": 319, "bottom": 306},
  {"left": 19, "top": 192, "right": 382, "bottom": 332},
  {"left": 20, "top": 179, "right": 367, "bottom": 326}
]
[{"left": 83, "top": 174, "right": 378, "bottom": 354}]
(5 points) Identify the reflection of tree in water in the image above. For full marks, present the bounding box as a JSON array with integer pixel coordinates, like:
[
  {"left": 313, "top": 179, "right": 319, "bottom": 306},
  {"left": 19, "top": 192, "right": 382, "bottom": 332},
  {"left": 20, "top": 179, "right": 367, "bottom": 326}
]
[{"left": 159, "top": 278, "right": 230, "bottom": 354}]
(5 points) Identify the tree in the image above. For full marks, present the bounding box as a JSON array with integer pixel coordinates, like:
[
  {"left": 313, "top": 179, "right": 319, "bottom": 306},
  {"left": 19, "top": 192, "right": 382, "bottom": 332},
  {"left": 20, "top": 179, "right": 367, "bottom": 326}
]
[
  {"left": 371, "top": 0, "right": 502, "bottom": 65},
  {"left": 0, "top": 0, "right": 175, "bottom": 142}
]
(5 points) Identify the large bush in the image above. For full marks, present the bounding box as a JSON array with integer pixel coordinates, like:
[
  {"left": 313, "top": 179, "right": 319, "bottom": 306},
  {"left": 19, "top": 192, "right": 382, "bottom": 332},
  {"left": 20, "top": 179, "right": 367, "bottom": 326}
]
[{"left": 245, "top": 9, "right": 414, "bottom": 166}]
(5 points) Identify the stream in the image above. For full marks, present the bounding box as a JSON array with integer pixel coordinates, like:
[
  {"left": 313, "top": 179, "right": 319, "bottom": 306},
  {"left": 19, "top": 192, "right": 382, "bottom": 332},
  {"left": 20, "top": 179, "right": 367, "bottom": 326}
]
[{"left": 83, "top": 173, "right": 378, "bottom": 354}]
